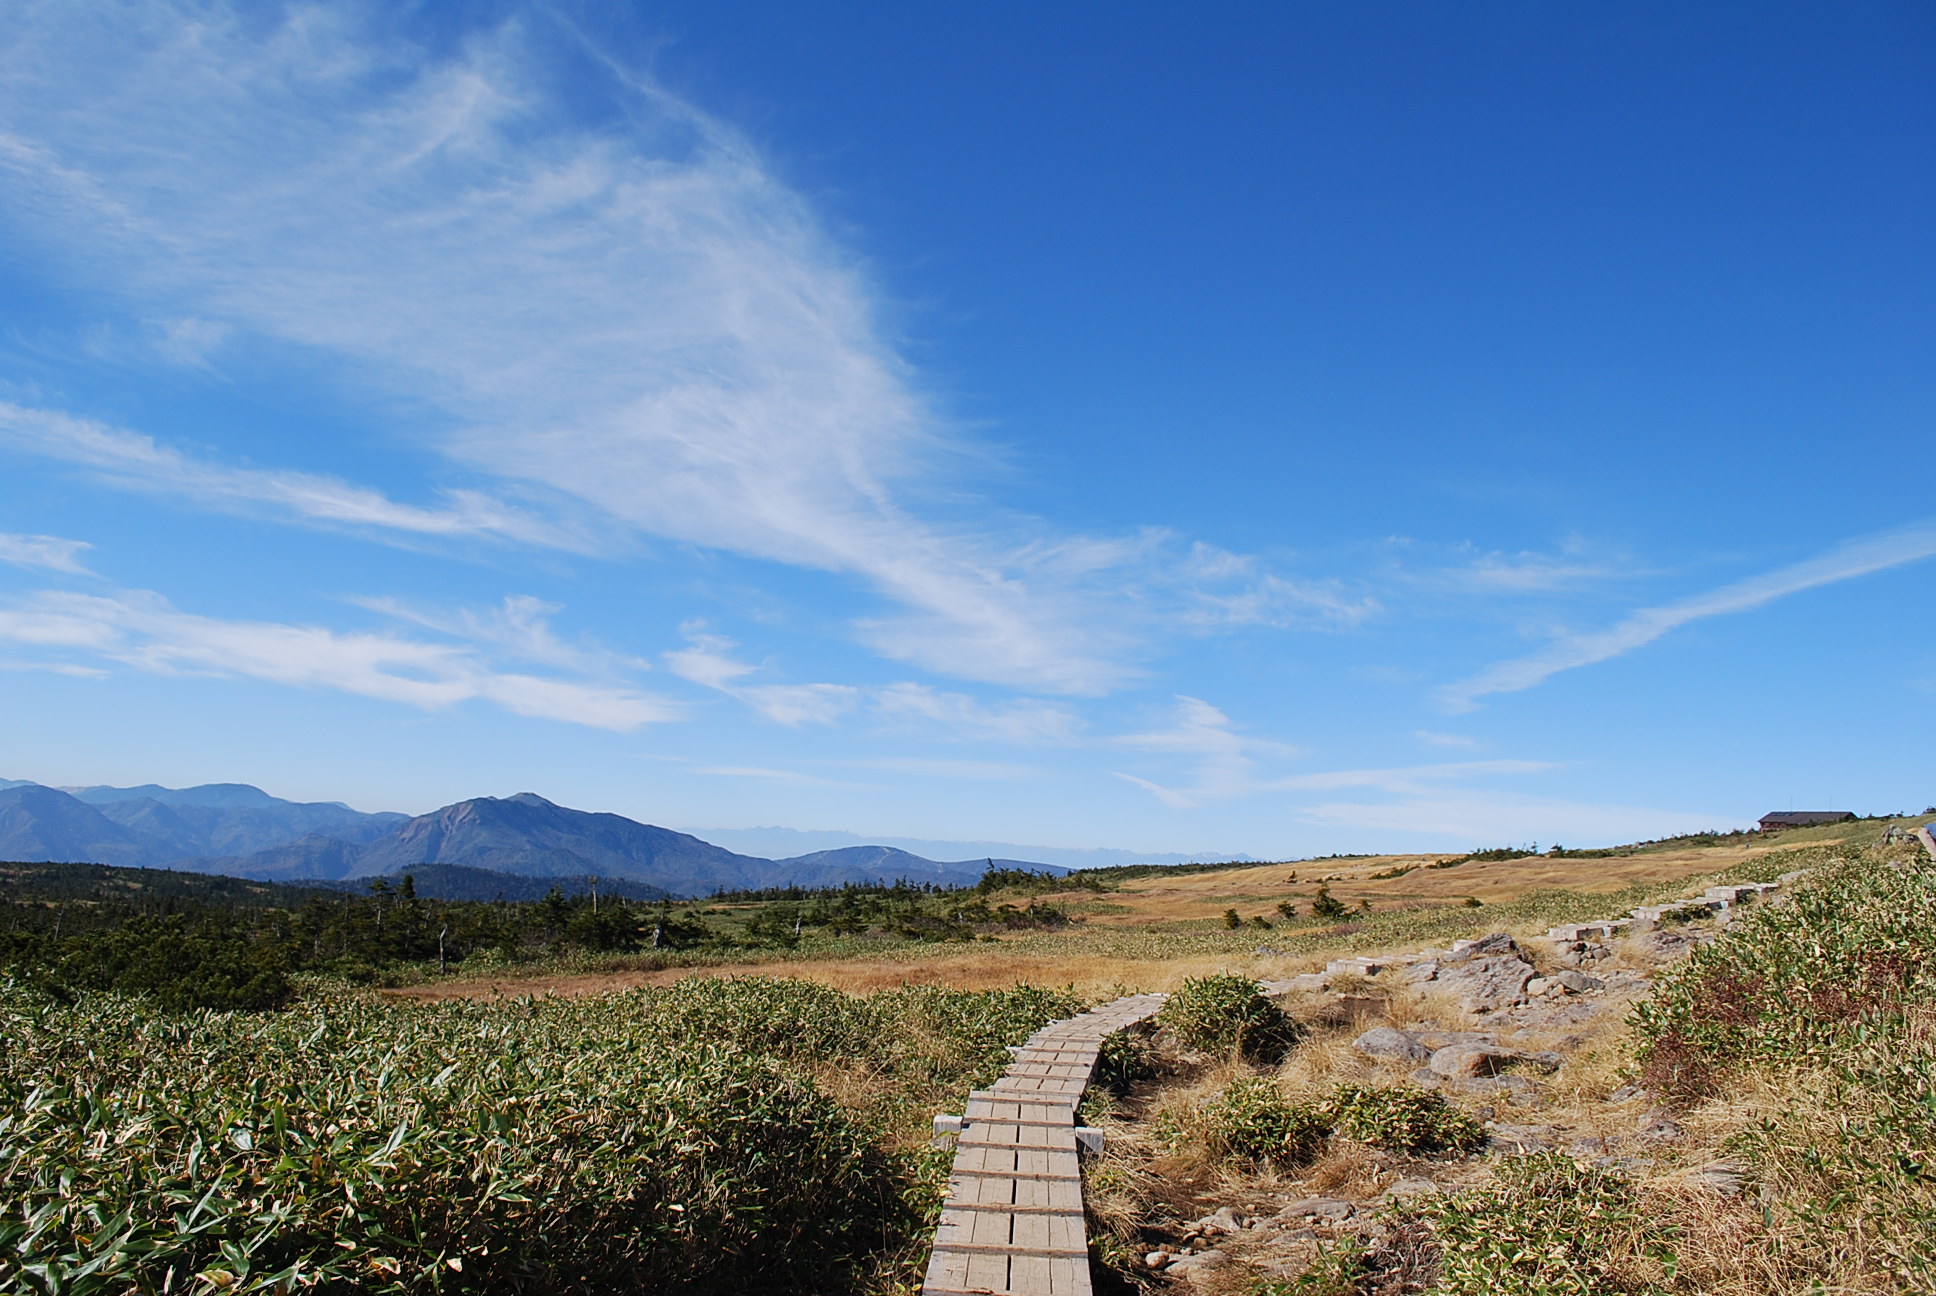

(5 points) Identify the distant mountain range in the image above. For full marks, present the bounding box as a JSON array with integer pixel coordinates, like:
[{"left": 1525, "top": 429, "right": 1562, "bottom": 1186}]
[
  {"left": 0, "top": 780, "right": 1060, "bottom": 896},
  {"left": 686, "top": 825, "right": 1256, "bottom": 871}
]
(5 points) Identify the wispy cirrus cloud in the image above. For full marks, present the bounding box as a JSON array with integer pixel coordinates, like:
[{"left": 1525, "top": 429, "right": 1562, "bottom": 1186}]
[
  {"left": 663, "top": 626, "right": 1081, "bottom": 739},
  {"left": 0, "top": 530, "right": 93, "bottom": 575},
  {"left": 870, "top": 683, "right": 1083, "bottom": 745},
  {"left": 354, "top": 593, "right": 648, "bottom": 677},
  {"left": 0, "top": 403, "right": 589, "bottom": 551},
  {"left": 1440, "top": 520, "right": 1936, "bottom": 711},
  {"left": 0, "top": 3, "right": 1192, "bottom": 695},
  {"left": 1414, "top": 730, "right": 1480, "bottom": 749},
  {"left": 0, "top": 587, "right": 679, "bottom": 731},
  {"left": 1112, "top": 696, "right": 1302, "bottom": 808},
  {"left": 663, "top": 628, "right": 864, "bottom": 727},
  {"left": 0, "top": 3, "right": 1343, "bottom": 698},
  {"left": 1111, "top": 694, "right": 1559, "bottom": 810}
]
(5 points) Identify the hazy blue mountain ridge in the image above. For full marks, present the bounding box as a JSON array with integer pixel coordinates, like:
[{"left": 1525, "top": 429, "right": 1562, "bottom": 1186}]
[
  {"left": 0, "top": 782, "right": 1059, "bottom": 895},
  {"left": 0, "top": 785, "right": 152, "bottom": 869}
]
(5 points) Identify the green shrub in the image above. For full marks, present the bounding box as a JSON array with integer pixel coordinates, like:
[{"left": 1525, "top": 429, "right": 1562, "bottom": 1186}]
[
  {"left": 0, "top": 984, "right": 904, "bottom": 1294},
  {"left": 52, "top": 913, "right": 293, "bottom": 1011},
  {"left": 0, "top": 975, "right": 1086, "bottom": 1295},
  {"left": 1157, "top": 973, "right": 1301, "bottom": 1059},
  {"left": 1179, "top": 1076, "right": 1330, "bottom": 1168},
  {"left": 1630, "top": 851, "right": 1936, "bottom": 1286},
  {"left": 1417, "top": 1152, "right": 1675, "bottom": 1295},
  {"left": 1323, "top": 1084, "right": 1484, "bottom": 1156},
  {"left": 1310, "top": 886, "right": 1350, "bottom": 920},
  {"left": 871, "top": 982, "right": 1084, "bottom": 1096}
]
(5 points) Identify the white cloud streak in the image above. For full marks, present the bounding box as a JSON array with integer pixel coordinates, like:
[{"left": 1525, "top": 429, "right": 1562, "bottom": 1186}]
[
  {"left": 355, "top": 593, "right": 648, "bottom": 676},
  {"left": 663, "top": 627, "right": 1080, "bottom": 739},
  {"left": 1441, "top": 520, "right": 1936, "bottom": 711},
  {"left": 0, "top": 530, "right": 93, "bottom": 575},
  {"left": 1112, "top": 694, "right": 1560, "bottom": 809},
  {"left": 1, "top": 3, "right": 1245, "bottom": 693},
  {"left": 0, "top": 403, "right": 587, "bottom": 551},
  {"left": 0, "top": 587, "right": 679, "bottom": 731},
  {"left": 1112, "top": 696, "right": 1302, "bottom": 808},
  {"left": 662, "top": 629, "right": 864, "bottom": 727},
  {"left": 871, "top": 683, "right": 1083, "bottom": 745}
]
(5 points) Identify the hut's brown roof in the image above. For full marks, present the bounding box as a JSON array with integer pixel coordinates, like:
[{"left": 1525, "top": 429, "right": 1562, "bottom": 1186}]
[{"left": 1758, "top": 810, "right": 1856, "bottom": 827}]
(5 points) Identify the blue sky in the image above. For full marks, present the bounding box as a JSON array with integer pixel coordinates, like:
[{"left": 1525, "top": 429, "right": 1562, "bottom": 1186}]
[{"left": 0, "top": 1, "right": 1931, "bottom": 858}]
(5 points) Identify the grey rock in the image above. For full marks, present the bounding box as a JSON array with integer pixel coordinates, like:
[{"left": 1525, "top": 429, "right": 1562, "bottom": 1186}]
[
  {"left": 1412, "top": 1029, "right": 1498, "bottom": 1050},
  {"left": 1604, "top": 1084, "right": 1646, "bottom": 1104},
  {"left": 1273, "top": 1197, "right": 1353, "bottom": 1221},
  {"left": 1555, "top": 970, "right": 1604, "bottom": 993},
  {"left": 1404, "top": 959, "right": 1441, "bottom": 983},
  {"left": 1193, "top": 1205, "right": 1248, "bottom": 1234},
  {"left": 1165, "top": 1250, "right": 1228, "bottom": 1276},
  {"left": 1428, "top": 1045, "right": 1561, "bottom": 1079},
  {"left": 1435, "top": 951, "right": 1536, "bottom": 1014},
  {"left": 1486, "top": 1123, "right": 1557, "bottom": 1152},
  {"left": 1276, "top": 973, "right": 1330, "bottom": 994},
  {"left": 1450, "top": 1074, "right": 1547, "bottom": 1104},
  {"left": 1443, "top": 932, "right": 1519, "bottom": 963},
  {"left": 1353, "top": 1026, "right": 1430, "bottom": 1062},
  {"left": 1381, "top": 1177, "right": 1440, "bottom": 1199},
  {"left": 1636, "top": 1110, "right": 1683, "bottom": 1143},
  {"left": 1632, "top": 929, "right": 1698, "bottom": 958},
  {"left": 1478, "top": 1001, "right": 1600, "bottom": 1030}
]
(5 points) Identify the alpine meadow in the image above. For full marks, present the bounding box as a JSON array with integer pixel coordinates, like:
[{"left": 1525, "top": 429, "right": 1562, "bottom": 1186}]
[{"left": 1, "top": 3, "right": 1932, "bottom": 1295}]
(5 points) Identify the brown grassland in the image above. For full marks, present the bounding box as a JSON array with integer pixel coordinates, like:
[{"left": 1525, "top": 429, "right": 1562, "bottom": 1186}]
[{"left": 390, "top": 832, "right": 1808, "bottom": 1003}]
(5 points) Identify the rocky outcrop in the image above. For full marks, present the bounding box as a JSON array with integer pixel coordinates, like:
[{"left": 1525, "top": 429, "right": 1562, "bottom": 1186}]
[
  {"left": 1352, "top": 1026, "right": 1431, "bottom": 1061},
  {"left": 1431, "top": 934, "right": 1537, "bottom": 1014}
]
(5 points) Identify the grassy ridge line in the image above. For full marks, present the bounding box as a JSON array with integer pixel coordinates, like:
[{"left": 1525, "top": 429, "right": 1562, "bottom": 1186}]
[
  {"left": 0, "top": 977, "right": 1086, "bottom": 1295},
  {"left": 449, "top": 845, "right": 1825, "bottom": 985}
]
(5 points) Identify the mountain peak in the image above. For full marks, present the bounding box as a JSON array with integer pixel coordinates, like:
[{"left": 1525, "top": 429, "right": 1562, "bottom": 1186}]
[{"left": 503, "top": 793, "right": 558, "bottom": 809}]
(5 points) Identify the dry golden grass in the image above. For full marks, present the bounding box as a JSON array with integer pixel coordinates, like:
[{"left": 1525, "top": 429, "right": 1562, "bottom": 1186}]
[
  {"left": 393, "top": 830, "right": 1852, "bottom": 1005},
  {"left": 1056, "top": 837, "right": 1804, "bottom": 928},
  {"left": 385, "top": 944, "right": 1276, "bottom": 1002}
]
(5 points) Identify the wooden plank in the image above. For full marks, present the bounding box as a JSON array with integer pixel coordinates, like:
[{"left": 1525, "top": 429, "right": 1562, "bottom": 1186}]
[
  {"left": 949, "top": 1143, "right": 1082, "bottom": 1178},
  {"left": 935, "top": 1236, "right": 1089, "bottom": 1260},
  {"left": 950, "top": 1175, "right": 1084, "bottom": 1210},
  {"left": 961, "top": 1122, "right": 1079, "bottom": 1144},
  {"left": 921, "top": 990, "right": 1166, "bottom": 1296},
  {"left": 945, "top": 1165, "right": 1084, "bottom": 1184}
]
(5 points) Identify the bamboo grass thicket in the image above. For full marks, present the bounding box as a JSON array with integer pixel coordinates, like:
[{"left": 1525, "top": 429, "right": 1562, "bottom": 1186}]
[{"left": 0, "top": 976, "right": 1083, "bottom": 1294}]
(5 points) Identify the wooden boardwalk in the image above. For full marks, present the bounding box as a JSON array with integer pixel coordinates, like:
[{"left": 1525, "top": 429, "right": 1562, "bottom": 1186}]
[{"left": 921, "top": 992, "right": 1167, "bottom": 1296}]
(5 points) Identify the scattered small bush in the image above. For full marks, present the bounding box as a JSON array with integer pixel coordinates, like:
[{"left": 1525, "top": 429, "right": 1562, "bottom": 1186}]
[
  {"left": 1310, "top": 886, "right": 1350, "bottom": 920},
  {"left": 1630, "top": 850, "right": 1936, "bottom": 1286},
  {"left": 1323, "top": 1084, "right": 1484, "bottom": 1156},
  {"left": 1157, "top": 973, "right": 1301, "bottom": 1059},
  {"left": 1417, "top": 1152, "right": 1675, "bottom": 1295},
  {"left": 1176, "top": 1076, "right": 1329, "bottom": 1168}
]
